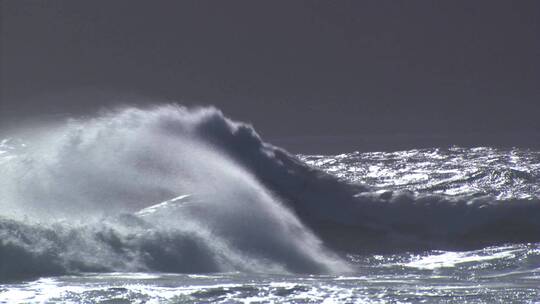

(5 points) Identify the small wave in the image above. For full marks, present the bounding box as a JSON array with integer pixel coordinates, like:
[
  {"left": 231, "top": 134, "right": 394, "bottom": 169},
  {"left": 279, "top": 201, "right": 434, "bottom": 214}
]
[{"left": 0, "top": 212, "right": 346, "bottom": 281}]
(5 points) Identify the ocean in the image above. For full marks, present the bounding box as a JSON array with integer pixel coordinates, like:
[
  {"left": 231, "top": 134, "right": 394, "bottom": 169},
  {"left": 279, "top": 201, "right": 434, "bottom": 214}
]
[{"left": 1, "top": 105, "right": 539, "bottom": 303}]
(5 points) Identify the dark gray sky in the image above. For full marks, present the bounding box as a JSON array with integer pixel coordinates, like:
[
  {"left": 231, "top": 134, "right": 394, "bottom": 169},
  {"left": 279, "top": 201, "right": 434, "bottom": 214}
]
[{"left": 1, "top": 0, "right": 539, "bottom": 152}]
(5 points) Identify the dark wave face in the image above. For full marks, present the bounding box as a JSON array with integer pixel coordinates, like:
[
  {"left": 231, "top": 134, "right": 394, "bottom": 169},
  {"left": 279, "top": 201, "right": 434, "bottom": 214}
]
[
  {"left": 300, "top": 149, "right": 540, "bottom": 252},
  {"left": 1, "top": 105, "right": 539, "bottom": 281}
]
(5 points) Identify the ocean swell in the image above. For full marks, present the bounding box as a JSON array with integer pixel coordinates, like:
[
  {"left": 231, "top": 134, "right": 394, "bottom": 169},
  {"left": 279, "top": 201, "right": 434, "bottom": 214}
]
[{"left": 1, "top": 104, "right": 539, "bottom": 280}]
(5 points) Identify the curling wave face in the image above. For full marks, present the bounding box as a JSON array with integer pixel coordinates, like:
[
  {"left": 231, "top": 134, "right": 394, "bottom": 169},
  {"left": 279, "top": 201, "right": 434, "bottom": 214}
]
[{"left": 1, "top": 105, "right": 539, "bottom": 281}]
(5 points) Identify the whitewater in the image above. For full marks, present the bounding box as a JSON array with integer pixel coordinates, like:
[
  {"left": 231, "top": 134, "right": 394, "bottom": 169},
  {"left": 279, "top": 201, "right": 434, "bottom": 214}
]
[{"left": 0, "top": 105, "right": 539, "bottom": 303}]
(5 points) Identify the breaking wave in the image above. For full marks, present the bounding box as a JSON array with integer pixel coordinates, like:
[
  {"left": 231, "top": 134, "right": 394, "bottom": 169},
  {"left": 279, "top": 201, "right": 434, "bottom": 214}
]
[{"left": 1, "top": 104, "right": 539, "bottom": 281}]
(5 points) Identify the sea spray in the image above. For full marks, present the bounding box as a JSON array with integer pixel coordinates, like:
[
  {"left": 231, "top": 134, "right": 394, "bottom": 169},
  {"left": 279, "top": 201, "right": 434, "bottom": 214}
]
[{"left": 0, "top": 105, "right": 348, "bottom": 280}]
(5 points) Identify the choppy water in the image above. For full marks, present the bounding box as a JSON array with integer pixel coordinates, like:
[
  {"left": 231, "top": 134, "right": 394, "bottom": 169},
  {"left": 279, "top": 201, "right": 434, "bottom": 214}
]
[
  {"left": 301, "top": 147, "right": 540, "bottom": 200},
  {"left": 0, "top": 106, "right": 539, "bottom": 303},
  {"left": 2, "top": 244, "right": 540, "bottom": 303}
]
